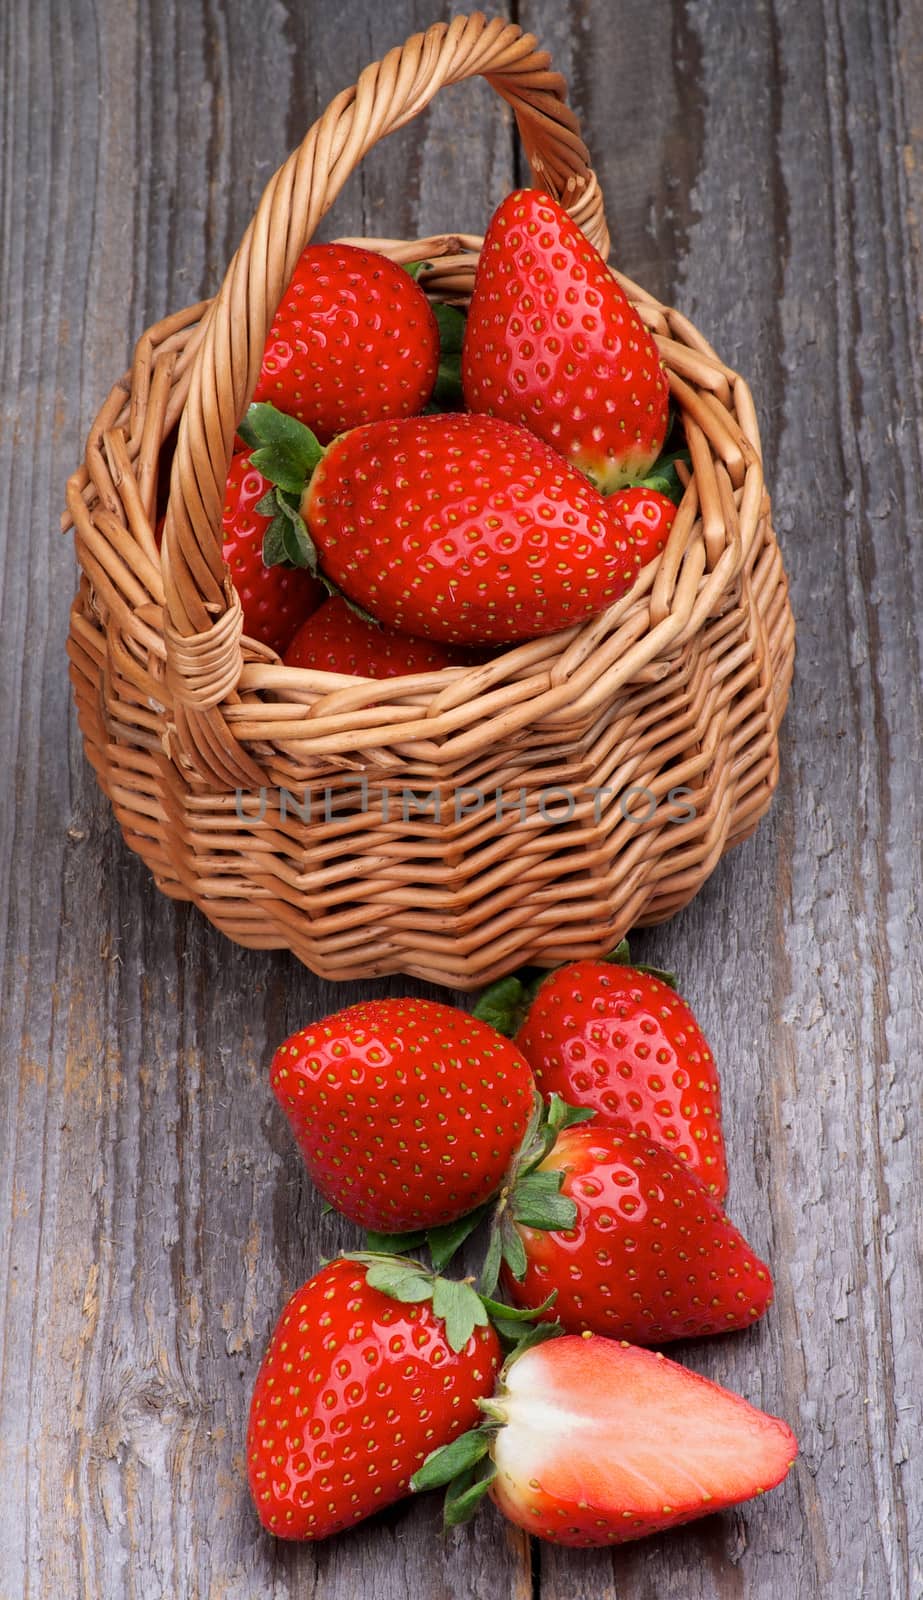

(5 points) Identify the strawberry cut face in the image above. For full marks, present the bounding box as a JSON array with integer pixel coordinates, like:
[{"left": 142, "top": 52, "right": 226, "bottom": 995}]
[
  {"left": 487, "top": 1335, "right": 796, "bottom": 1546},
  {"left": 462, "top": 190, "right": 670, "bottom": 492}
]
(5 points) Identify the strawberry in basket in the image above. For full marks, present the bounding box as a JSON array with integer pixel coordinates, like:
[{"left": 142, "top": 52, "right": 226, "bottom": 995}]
[
  {"left": 242, "top": 405, "right": 640, "bottom": 644},
  {"left": 461, "top": 189, "right": 670, "bottom": 492},
  {"left": 282, "top": 595, "right": 468, "bottom": 677},
  {"left": 252, "top": 242, "right": 440, "bottom": 441},
  {"left": 221, "top": 451, "right": 324, "bottom": 653}
]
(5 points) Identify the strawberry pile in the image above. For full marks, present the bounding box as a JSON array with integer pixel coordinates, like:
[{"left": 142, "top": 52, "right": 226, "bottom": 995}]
[
  {"left": 247, "top": 947, "right": 796, "bottom": 1547},
  {"left": 218, "top": 189, "right": 687, "bottom": 671}
]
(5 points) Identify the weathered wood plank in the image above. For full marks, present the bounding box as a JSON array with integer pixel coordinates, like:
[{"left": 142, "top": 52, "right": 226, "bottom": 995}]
[
  {"left": 1, "top": 0, "right": 921, "bottom": 1597},
  {"left": 524, "top": 0, "right": 923, "bottom": 1596}
]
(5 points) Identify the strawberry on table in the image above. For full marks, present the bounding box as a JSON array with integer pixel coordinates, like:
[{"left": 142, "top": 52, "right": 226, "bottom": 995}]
[
  {"left": 412, "top": 1334, "right": 797, "bottom": 1546},
  {"left": 270, "top": 998, "right": 535, "bottom": 1234},
  {"left": 461, "top": 189, "right": 670, "bottom": 492},
  {"left": 243, "top": 404, "right": 636, "bottom": 645},
  {"left": 221, "top": 451, "right": 323, "bottom": 653},
  {"left": 495, "top": 1122, "right": 772, "bottom": 1344},
  {"left": 247, "top": 1257, "right": 502, "bottom": 1540},
  {"left": 498, "top": 956, "right": 728, "bottom": 1199},
  {"left": 282, "top": 594, "right": 466, "bottom": 677},
  {"left": 252, "top": 243, "right": 439, "bottom": 442}
]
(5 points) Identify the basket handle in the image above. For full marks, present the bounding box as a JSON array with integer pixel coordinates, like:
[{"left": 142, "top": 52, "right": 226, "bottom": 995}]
[{"left": 161, "top": 11, "right": 609, "bottom": 666}]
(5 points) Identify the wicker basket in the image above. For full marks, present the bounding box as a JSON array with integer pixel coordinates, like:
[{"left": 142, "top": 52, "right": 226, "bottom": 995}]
[{"left": 64, "top": 13, "right": 794, "bottom": 991}]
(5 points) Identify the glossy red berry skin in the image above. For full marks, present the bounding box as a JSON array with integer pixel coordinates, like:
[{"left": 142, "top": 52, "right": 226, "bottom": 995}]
[
  {"left": 503, "top": 1126, "right": 773, "bottom": 1344},
  {"left": 247, "top": 1260, "right": 502, "bottom": 1540},
  {"left": 221, "top": 452, "right": 323, "bottom": 653},
  {"left": 252, "top": 243, "right": 439, "bottom": 443},
  {"left": 302, "top": 412, "right": 635, "bottom": 645},
  {"left": 282, "top": 595, "right": 464, "bottom": 677},
  {"left": 516, "top": 961, "right": 728, "bottom": 1199},
  {"left": 271, "top": 997, "right": 536, "bottom": 1232},
  {"left": 462, "top": 190, "right": 670, "bottom": 492},
  {"left": 612, "top": 484, "right": 676, "bottom": 577}
]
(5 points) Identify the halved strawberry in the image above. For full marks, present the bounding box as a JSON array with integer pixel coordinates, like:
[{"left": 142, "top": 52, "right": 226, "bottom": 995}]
[{"left": 412, "top": 1334, "right": 797, "bottom": 1547}]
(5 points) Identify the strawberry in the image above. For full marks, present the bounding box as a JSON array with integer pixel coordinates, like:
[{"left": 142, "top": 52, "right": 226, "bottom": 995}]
[
  {"left": 461, "top": 190, "right": 670, "bottom": 493},
  {"left": 221, "top": 451, "right": 323, "bottom": 652},
  {"left": 247, "top": 1256, "right": 502, "bottom": 1540},
  {"left": 252, "top": 243, "right": 439, "bottom": 443},
  {"left": 612, "top": 484, "right": 676, "bottom": 573},
  {"left": 412, "top": 1333, "right": 797, "bottom": 1546},
  {"left": 243, "top": 405, "right": 636, "bottom": 645},
  {"left": 494, "top": 957, "right": 728, "bottom": 1199},
  {"left": 493, "top": 1123, "right": 772, "bottom": 1343},
  {"left": 282, "top": 595, "right": 465, "bottom": 677},
  {"left": 270, "top": 998, "right": 535, "bottom": 1234}
]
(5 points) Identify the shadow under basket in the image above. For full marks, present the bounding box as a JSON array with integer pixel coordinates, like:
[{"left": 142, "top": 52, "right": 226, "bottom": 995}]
[{"left": 63, "top": 13, "right": 794, "bottom": 991}]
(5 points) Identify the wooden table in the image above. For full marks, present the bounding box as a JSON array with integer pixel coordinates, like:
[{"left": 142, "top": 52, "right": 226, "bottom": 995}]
[{"left": 2, "top": 2, "right": 921, "bottom": 1595}]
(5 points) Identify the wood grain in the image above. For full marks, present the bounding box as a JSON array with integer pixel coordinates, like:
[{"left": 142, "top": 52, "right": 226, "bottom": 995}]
[{"left": 0, "top": 1, "right": 920, "bottom": 1597}]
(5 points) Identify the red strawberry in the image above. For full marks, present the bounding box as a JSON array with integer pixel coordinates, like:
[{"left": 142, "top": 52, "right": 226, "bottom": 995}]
[
  {"left": 498, "top": 1125, "right": 773, "bottom": 1343},
  {"left": 461, "top": 190, "right": 670, "bottom": 492},
  {"left": 612, "top": 484, "right": 676, "bottom": 573},
  {"left": 252, "top": 243, "right": 439, "bottom": 442},
  {"left": 270, "top": 998, "right": 536, "bottom": 1233},
  {"left": 513, "top": 960, "right": 728, "bottom": 1199},
  {"left": 413, "top": 1334, "right": 797, "bottom": 1547},
  {"left": 222, "top": 451, "right": 323, "bottom": 652},
  {"left": 282, "top": 595, "right": 465, "bottom": 677},
  {"left": 248, "top": 1257, "right": 502, "bottom": 1540},
  {"left": 246, "top": 405, "right": 637, "bottom": 645}
]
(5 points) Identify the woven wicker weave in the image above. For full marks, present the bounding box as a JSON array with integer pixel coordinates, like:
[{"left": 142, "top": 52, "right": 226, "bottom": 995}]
[{"left": 64, "top": 12, "right": 794, "bottom": 990}]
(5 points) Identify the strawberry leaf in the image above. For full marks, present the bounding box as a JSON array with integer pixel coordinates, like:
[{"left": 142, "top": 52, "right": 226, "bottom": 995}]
[
  {"left": 499, "top": 1318, "right": 564, "bottom": 1372},
  {"left": 546, "top": 1093, "right": 595, "bottom": 1135},
  {"left": 364, "top": 1230, "right": 427, "bottom": 1255},
  {"left": 478, "top": 1226, "right": 504, "bottom": 1298},
  {"left": 443, "top": 1458, "right": 497, "bottom": 1526},
  {"left": 472, "top": 976, "right": 527, "bottom": 1038},
  {"left": 410, "top": 1426, "right": 492, "bottom": 1493},
  {"left": 510, "top": 1170, "right": 576, "bottom": 1231},
  {"left": 403, "top": 260, "right": 427, "bottom": 281},
  {"left": 499, "top": 1218, "right": 527, "bottom": 1281},
  {"left": 364, "top": 1262, "right": 434, "bottom": 1303},
  {"left": 431, "top": 1277, "right": 489, "bottom": 1353},
  {"left": 603, "top": 939, "right": 677, "bottom": 989},
  {"left": 478, "top": 1290, "right": 556, "bottom": 1324},
  {"left": 244, "top": 402, "right": 324, "bottom": 491},
  {"left": 427, "top": 1205, "right": 490, "bottom": 1272}
]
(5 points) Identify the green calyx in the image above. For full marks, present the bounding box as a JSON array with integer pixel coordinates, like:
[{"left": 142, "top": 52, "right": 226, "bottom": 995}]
[
  {"left": 473, "top": 936, "right": 677, "bottom": 1042},
  {"left": 341, "top": 1250, "right": 555, "bottom": 1356},
  {"left": 478, "top": 1090, "right": 595, "bottom": 1297},
  {"left": 237, "top": 402, "right": 324, "bottom": 573},
  {"left": 429, "top": 302, "right": 467, "bottom": 411},
  {"left": 409, "top": 1318, "right": 562, "bottom": 1526},
  {"left": 619, "top": 445, "right": 692, "bottom": 506}
]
